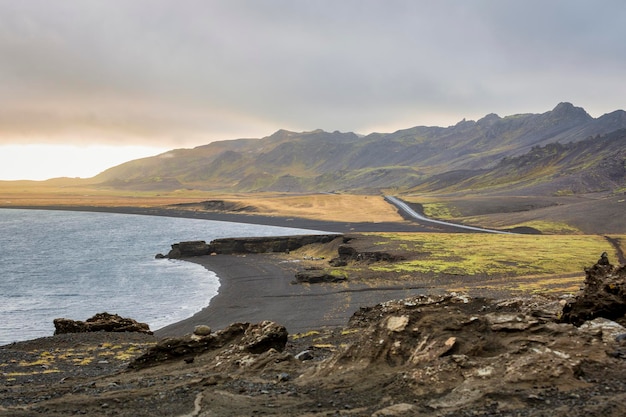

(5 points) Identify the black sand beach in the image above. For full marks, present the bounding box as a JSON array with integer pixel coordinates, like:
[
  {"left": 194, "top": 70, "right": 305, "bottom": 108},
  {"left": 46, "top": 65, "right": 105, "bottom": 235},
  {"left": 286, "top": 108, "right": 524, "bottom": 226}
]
[{"left": 155, "top": 252, "right": 433, "bottom": 337}]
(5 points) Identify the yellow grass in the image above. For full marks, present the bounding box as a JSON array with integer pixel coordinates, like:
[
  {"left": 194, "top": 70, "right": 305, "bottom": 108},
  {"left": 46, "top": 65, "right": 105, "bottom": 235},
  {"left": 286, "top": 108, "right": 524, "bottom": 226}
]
[
  {"left": 0, "top": 182, "right": 405, "bottom": 223},
  {"left": 422, "top": 202, "right": 460, "bottom": 219},
  {"left": 0, "top": 183, "right": 216, "bottom": 208},
  {"left": 1, "top": 341, "right": 156, "bottom": 380},
  {"left": 368, "top": 233, "right": 614, "bottom": 277},
  {"left": 222, "top": 194, "right": 404, "bottom": 222}
]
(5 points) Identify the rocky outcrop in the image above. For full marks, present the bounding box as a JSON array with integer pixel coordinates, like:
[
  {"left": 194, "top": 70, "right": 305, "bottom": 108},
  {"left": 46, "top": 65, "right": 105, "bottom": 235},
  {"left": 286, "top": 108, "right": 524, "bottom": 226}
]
[
  {"left": 129, "top": 321, "right": 288, "bottom": 369},
  {"left": 561, "top": 253, "right": 626, "bottom": 326},
  {"left": 158, "top": 234, "right": 340, "bottom": 259},
  {"left": 329, "top": 242, "right": 405, "bottom": 266},
  {"left": 210, "top": 235, "right": 339, "bottom": 255},
  {"left": 294, "top": 268, "right": 347, "bottom": 284},
  {"left": 306, "top": 291, "right": 626, "bottom": 414},
  {"left": 53, "top": 312, "right": 152, "bottom": 335},
  {"left": 156, "top": 240, "right": 212, "bottom": 258}
]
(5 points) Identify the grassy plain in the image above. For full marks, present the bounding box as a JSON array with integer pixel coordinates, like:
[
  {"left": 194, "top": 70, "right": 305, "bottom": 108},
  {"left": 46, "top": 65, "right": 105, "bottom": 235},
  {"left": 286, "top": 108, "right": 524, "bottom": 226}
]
[
  {"left": 0, "top": 182, "right": 404, "bottom": 223},
  {"left": 299, "top": 232, "right": 625, "bottom": 295}
]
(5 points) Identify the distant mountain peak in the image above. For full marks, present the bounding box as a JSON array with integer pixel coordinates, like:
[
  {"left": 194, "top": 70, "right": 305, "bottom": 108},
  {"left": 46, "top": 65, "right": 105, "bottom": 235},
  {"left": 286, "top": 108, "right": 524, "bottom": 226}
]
[
  {"left": 269, "top": 129, "right": 298, "bottom": 138},
  {"left": 550, "top": 102, "right": 592, "bottom": 120},
  {"left": 477, "top": 113, "right": 501, "bottom": 125}
]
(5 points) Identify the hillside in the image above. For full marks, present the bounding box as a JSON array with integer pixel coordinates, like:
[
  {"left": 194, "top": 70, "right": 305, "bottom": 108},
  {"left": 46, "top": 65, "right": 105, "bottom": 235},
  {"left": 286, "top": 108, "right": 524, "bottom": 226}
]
[
  {"left": 411, "top": 128, "right": 626, "bottom": 196},
  {"left": 91, "top": 103, "right": 626, "bottom": 195}
]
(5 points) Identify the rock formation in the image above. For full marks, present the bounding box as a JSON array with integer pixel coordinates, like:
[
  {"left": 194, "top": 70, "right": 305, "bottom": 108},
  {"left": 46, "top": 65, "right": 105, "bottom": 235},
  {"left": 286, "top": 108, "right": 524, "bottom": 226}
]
[
  {"left": 158, "top": 234, "right": 340, "bottom": 259},
  {"left": 53, "top": 312, "right": 152, "bottom": 335},
  {"left": 129, "top": 321, "right": 288, "bottom": 369},
  {"left": 328, "top": 241, "right": 405, "bottom": 266},
  {"left": 561, "top": 253, "right": 626, "bottom": 326},
  {"left": 294, "top": 268, "right": 347, "bottom": 284}
]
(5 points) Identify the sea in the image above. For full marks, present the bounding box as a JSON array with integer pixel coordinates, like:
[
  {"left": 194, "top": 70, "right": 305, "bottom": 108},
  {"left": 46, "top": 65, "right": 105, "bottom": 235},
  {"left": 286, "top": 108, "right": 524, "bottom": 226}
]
[{"left": 0, "top": 208, "right": 323, "bottom": 345}]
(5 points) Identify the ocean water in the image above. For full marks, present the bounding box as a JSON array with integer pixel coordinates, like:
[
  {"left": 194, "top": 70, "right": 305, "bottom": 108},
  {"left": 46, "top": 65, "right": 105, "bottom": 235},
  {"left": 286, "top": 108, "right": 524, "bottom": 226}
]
[{"left": 0, "top": 208, "right": 322, "bottom": 345}]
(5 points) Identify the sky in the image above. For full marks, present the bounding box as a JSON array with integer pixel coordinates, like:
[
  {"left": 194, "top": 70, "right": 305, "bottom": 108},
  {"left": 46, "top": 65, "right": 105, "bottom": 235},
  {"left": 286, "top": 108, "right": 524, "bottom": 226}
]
[{"left": 1, "top": 0, "right": 626, "bottom": 180}]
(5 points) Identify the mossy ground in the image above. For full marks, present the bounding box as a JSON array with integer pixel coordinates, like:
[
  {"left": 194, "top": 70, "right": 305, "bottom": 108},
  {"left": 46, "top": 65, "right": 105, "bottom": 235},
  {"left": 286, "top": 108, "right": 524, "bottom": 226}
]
[{"left": 299, "top": 232, "right": 624, "bottom": 295}]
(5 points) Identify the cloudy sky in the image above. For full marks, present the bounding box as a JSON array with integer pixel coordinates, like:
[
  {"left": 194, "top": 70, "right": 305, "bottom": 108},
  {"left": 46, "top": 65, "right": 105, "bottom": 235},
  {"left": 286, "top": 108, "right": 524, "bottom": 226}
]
[{"left": 1, "top": 0, "right": 625, "bottom": 180}]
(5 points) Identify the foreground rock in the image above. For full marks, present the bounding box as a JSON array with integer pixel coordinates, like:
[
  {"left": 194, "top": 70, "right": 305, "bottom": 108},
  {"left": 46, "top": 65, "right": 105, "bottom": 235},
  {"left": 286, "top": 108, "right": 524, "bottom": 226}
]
[
  {"left": 129, "top": 321, "right": 288, "bottom": 369},
  {"left": 53, "top": 312, "right": 152, "bottom": 335}
]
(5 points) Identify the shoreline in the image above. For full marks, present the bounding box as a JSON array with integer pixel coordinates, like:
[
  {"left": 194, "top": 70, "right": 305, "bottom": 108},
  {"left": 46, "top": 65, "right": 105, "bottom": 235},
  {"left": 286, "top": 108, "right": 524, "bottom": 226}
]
[
  {"left": 155, "top": 252, "right": 433, "bottom": 338},
  {"left": 0, "top": 204, "right": 446, "bottom": 233},
  {"left": 1, "top": 205, "right": 445, "bottom": 342}
]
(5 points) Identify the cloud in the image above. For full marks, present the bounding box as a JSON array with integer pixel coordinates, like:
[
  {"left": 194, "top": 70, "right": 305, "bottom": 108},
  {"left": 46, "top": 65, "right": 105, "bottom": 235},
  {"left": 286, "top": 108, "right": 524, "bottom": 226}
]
[{"left": 1, "top": 0, "right": 625, "bottom": 148}]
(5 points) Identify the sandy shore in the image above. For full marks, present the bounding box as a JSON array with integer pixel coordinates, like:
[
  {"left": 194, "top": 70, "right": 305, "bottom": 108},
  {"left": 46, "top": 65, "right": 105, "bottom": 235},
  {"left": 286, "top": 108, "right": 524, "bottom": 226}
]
[{"left": 154, "top": 252, "right": 432, "bottom": 337}]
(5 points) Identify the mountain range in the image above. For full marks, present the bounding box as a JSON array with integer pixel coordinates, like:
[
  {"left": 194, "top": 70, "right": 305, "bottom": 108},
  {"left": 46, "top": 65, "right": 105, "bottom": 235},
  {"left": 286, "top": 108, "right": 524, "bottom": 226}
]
[{"left": 93, "top": 102, "right": 626, "bottom": 196}]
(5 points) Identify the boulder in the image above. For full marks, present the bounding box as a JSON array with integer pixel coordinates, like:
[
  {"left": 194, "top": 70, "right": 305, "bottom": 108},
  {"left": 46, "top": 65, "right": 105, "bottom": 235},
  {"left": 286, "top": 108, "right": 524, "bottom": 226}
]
[
  {"left": 53, "top": 312, "right": 152, "bottom": 335},
  {"left": 193, "top": 325, "right": 212, "bottom": 336}
]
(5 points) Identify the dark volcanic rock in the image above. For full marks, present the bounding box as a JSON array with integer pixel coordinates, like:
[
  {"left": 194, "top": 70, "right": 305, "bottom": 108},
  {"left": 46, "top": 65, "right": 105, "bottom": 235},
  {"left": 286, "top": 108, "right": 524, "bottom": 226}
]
[
  {"left": 53, "top": 312, "right": 152, "bottom": 335},
  {"left": 329, "top": 243, "right": 405, "bottom": 266},
  {"left": 161, "top": 234, "right": 340, "bottom": 258},
  {"left": 561, "top": 254, "right": 626, "bottom": 326},
  {"left": 209, "top": 234, "right": 338, "bottom": 255},
  {"left": 162, "top": 240, "right": 212, "bottom": 259},
  {"left": 294, "top": 270, "right": 347, "bottom": 284}
]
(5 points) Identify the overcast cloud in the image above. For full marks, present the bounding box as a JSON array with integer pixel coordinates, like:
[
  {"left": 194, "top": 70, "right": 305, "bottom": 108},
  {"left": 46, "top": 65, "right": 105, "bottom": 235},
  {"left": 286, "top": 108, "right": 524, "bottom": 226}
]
[{"left": 1, "top": 0, "right": 625, "bottom": 148}]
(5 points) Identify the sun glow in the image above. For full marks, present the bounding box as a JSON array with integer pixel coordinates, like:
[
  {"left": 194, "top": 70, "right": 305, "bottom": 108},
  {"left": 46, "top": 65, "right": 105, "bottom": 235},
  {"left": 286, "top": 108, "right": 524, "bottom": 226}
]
[{"left": 0, "top": 144, "right": 169, "bottom": 181}]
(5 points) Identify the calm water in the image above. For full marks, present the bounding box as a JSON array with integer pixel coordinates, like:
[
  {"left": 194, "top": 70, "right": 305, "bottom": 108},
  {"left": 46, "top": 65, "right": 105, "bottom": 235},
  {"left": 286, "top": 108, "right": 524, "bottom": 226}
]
[{"left": 0, "top": 209, "right": 322, "bottom": 345}]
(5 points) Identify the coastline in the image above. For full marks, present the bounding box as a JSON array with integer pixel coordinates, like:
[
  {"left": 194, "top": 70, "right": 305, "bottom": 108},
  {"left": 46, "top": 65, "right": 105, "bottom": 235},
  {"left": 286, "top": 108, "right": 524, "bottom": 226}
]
[
  {"left": 2, "top": 205, "right": 444, "bottom": 341},
  {"left": 0, "top": 204, "right": 443, "bottom": 233},
  {"left": 155, "top": 252, "right": 432, "bottom": 337}
]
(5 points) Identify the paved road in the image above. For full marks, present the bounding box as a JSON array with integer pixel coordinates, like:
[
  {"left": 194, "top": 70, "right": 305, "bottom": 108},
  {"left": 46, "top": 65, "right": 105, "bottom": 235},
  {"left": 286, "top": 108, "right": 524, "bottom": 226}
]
[{"left": 384, "top": 195, "right": 513, "bottom": 234}]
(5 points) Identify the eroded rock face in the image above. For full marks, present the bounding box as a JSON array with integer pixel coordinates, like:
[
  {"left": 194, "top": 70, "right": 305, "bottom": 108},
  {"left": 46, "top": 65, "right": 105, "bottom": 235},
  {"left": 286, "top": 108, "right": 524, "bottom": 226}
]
[
  {"left": 306, "top": 292, "right": 617, "bottom": 412},
  {"left": 129, "top": 321, "right": 287, "bottom": 369},
  {"left": 53, "top": 312, "right": 152, "bottom": 335},
  {"left": 561, "top": 256, "right": 626, "bottom": 326}
]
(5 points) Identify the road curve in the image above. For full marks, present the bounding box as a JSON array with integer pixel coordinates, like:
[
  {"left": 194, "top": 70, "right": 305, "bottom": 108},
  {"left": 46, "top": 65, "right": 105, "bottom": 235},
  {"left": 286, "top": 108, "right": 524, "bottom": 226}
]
[{"left": 384, "top": 195, "right": 514, "bottom": 234}]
